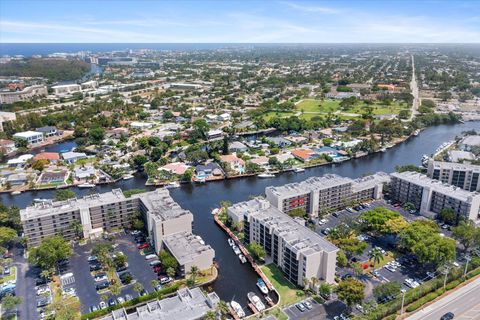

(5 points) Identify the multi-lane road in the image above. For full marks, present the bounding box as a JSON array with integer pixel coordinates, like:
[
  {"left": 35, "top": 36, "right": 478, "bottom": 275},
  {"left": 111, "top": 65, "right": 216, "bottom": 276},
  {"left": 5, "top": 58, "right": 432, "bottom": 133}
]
[{"left": 407, "top": 277, "right": 480, "bottom": 320}]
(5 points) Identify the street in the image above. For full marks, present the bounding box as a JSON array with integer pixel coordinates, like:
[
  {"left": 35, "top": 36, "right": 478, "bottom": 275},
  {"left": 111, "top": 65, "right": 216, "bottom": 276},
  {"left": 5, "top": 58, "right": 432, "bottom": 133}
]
[{"left": 407, "top": 277, "right": 480, "bottom": 320}]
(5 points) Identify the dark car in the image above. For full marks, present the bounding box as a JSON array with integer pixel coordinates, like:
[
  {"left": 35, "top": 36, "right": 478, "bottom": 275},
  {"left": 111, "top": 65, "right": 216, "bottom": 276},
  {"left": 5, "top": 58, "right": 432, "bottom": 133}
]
[
  {"left": 116, "top": 265, "right": 128, "bottom": 272},
  {"left": 37, "top": 298, "right": 49, "bottom": 308},
  {"left": 108, "top": 298, "right": 117, "bottom": 307},
  {"left": 35, "top": 278, "right": 48, "bottom": 286},
  {"left": 90, "top": 263, "right": 102, "bottom": 271},
  {"left": 440, "top": 312, "right": 454, "bottom": 320},
  {"left": 95, "top": 281, "right": 110, "bottom": 291}
]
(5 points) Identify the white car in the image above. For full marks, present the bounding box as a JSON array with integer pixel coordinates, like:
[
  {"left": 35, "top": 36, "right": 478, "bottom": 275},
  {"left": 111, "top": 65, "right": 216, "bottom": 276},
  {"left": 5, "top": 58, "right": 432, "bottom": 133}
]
[
  {"left": 145, "top": 254, "right": 158, "bottom": 260},
  {"left": 319, "top": 219, "right": 328, "bottom": 225}
]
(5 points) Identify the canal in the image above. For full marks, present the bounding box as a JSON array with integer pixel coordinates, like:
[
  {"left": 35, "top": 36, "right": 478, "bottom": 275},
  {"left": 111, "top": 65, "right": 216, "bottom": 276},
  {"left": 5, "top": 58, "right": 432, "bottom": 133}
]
[{"left": 2, "top": 121, "right": 480, "bottom": 309}]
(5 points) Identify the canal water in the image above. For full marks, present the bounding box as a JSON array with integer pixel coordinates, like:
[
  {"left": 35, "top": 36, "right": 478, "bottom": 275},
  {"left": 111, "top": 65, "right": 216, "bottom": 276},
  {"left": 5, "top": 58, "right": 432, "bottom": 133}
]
[{"left": 2, "top": 122, "right": 480, "bottom": 308}]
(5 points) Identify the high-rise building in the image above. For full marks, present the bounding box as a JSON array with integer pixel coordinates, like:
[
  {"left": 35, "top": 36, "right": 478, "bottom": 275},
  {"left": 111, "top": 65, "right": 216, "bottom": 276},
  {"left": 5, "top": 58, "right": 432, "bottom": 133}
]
[{"left": 427, "top": 159, "right": 480, "bottom": 192}]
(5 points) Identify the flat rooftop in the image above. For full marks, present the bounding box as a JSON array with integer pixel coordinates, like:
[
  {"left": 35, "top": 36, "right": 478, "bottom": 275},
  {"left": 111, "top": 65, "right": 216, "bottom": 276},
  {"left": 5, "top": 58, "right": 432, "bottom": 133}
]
[
  {"left": 352, "top": 172, "right": 390, "bottom": 192},
  {"left": 229, "top": 198, "right": 338, "bottom": 254},
  {"left": 132, "top": 189, "right": 192, "bottom": 221},
  {"left": 266, "top": 174, "right": 352, "bottom": 198},
  {"left": 102, "top": 287, "right": 218, "bottom": 320},
  {"left": 163, "top": 232, "right": 213, "bottom": 266},
  {"left": 430, "top": 160, "right": 480, "bottom": 172},
  {"left": 461, "top": 135, "right": 480, "bottom": 146},
  {"left": 391, "top": 172, "right": 480, "bottom": 202},
  {"left": 20, "top": 189, "right": 127, "bottom": 221}
]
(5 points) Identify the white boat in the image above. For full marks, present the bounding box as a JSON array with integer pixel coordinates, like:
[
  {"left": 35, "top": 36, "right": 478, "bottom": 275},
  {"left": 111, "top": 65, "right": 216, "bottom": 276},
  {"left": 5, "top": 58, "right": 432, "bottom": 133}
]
[
  {"left": 239, "top": 254, "right": 247, "bottom": 264},
  {"left": 257, "top": 173, "right": 275, "bottom": 178},
  {"left": 211, "top": 208, "right": 220, "bottom": 215},
  {"left": 232, "top": 245, "right": 241, "bottom": 255},
  {"left": 247, "top": 292, "right": 265, "bottom": 312},
  {"left": 165, "top": 182, "right": 180, "bottom": 189},
  {"left": 78, "top": 183, "right": 95, "bottom": 188},
  {"left": 293, "top": 168, "right": 305, "bottom": 173},
  {"left": 123, "top": 174, "right": 134, "bottom": 180},
  {"left": 228, "top": 238, "right": 235, "bottom": 247},
  {"left": 256, "top": 279, "right": 269, "bottom": 294},
  {"left": 230, "top": 300, "right": 245, "bottom": 318},
  {"left": 413, "top": 129, "right": 420, "bottom": 136},
  {"left": 10, "top": 191, "right": 21, "bottom": 195}
]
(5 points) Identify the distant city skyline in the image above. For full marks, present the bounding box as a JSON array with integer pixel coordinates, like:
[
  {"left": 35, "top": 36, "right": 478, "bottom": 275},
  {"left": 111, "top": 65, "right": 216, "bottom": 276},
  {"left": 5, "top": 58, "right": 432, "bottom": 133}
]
[{"left": 1, "top": 0, "right": 480, "bottom": 43}]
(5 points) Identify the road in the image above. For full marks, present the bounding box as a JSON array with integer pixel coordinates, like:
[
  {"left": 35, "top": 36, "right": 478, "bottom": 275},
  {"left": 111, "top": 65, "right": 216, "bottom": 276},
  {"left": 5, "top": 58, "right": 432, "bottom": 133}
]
[
  {"left": 409, "top": 55, "right": 420, "bottom": 121},
  {"left": 407, "top": 277, "right": 480, "bottom": 320}
]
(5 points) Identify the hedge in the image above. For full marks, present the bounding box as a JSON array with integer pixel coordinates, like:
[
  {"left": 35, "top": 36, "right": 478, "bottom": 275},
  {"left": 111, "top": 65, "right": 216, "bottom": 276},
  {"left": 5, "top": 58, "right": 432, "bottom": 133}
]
[{"left": 81, "top": 281, "right": 184, "bottom": 319}]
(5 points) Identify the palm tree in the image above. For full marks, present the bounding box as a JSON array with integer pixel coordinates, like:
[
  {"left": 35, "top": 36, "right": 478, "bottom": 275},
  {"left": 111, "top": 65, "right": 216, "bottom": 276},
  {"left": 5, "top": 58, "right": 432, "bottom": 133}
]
[
  {"left": 216, "top": 300, "right": 229, "bottom": 318},
  {"left": 190, "top": 266, "right": 199, "bottom": 285},
  {"left": 310, "top": 277, "right": 319, "bottom": 294},
  {"left": 150, "top": 279, "right": 159, "bottom": 291},
  {"left": 302, "top": 277, "right": 310, "bottom": 291},
  {"left": 110, "top": 282, "right": 121, "bottom": 297},
  {"left": 368, "top": 247, "right": 384, "bottom": 272},
  {"left": 204, "top": 310, "right": 216, "bottom": 320}
]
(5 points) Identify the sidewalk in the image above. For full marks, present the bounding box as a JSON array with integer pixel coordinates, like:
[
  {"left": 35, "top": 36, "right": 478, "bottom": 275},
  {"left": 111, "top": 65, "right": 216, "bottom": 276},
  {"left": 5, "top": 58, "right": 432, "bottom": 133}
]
[{"left": 407, "top": 277, "right": 480, "bottom": 320}]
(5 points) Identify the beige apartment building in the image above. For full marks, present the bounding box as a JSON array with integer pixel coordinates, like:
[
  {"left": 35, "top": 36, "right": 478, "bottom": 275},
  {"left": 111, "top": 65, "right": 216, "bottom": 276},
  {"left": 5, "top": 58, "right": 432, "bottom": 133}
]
[
  {"left": 265, "top": 173, "right": 389, "bottom": 217},
  {"left": 228, "top": 198, "right": 338, "bottom": 285},
  {"left": 20, "top": 188, "right": 215, "bottom": 272},
  {"left": 427, "top": 159, "right": 480, "bottom": 192}
]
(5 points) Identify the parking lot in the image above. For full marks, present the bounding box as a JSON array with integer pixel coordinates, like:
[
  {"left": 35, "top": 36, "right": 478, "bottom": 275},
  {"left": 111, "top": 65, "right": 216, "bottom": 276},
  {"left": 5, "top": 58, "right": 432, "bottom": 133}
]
[
  {"left": 283, "top": 298, "right": 346, "bottom": 320},
  {"left": 69, "top": 232, "right": 159, "bottom": 313}
]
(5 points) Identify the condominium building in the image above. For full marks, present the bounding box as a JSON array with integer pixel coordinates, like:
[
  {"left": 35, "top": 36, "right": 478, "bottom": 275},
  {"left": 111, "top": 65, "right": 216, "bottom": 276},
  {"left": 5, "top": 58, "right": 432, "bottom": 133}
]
[
  {"left": 265, "top": 173, "right": 389, "bottom": 217},
  {"left": 427, "top": 159, "right": 480, "bottom": 192},
  {"left": 20, "top": 189, "right": 215, "bottom": 274},
  {"left": 228, "top": 198, "right": 339, "bottom": 285},
  {"left": 390, "top": 172, "right": 480, "bottom": 224},
  {"left": 101, "top": 287, "right": 220, "bottom": 320},
  {"left": 0, "top": 85, "right": 48, "bottom": 104}
]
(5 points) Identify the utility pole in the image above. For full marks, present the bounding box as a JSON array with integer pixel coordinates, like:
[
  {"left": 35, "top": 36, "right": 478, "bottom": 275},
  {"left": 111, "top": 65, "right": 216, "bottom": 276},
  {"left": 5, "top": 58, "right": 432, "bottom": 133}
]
[
  {"left": 443, "top": 265, "right": 450, "bottom": 291},
  {"left": 400, "top": 288, "right": 407, "bottom": 317},
  {"left": 464, "top": 255, "right": 471, "bottom": 277}
]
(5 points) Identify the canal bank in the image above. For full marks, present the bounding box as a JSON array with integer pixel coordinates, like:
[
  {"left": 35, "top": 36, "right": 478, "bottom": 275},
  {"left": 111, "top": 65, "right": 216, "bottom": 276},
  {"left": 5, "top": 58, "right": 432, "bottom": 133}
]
[{"left": 3, "top": 121, "right": 480, "bottom": 313}]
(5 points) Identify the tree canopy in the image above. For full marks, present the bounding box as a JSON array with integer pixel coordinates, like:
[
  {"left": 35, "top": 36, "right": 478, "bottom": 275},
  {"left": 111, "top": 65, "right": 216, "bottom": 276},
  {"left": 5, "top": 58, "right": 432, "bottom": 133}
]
[{"left": 29, "top": 235, "right": 72, "bottom": 270}]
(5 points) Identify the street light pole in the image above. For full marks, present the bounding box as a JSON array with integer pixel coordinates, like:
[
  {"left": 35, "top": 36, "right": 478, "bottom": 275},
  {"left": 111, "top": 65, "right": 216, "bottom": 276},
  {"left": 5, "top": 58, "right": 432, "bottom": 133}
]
[
  {"left": 464, "top": 255, "right": 471, "bottom": 277},
  {"left": 443, "top": 266, "right": 450, "bottom": 291},
  {"left": 400, "top": 289, "right": 407, "bottom": 317}
]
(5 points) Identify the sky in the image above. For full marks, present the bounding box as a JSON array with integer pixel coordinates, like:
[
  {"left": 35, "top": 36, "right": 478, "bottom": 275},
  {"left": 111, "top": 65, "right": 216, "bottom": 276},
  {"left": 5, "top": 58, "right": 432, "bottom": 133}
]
[{"left": 1, "top": 0, "right": 480, "bottom": 43}]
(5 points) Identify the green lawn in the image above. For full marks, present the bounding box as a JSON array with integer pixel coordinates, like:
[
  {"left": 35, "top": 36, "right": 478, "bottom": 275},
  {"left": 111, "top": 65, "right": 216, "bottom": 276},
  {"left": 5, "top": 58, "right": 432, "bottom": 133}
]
[
  {"left": 0, "top": 266, "right": 16, "bottom": 284},
  {"left": 260, "top": 264, "right": 305, "bottom": 307},
  {"left": 296, "top": 99, "right": 340, "bottom": 113}
]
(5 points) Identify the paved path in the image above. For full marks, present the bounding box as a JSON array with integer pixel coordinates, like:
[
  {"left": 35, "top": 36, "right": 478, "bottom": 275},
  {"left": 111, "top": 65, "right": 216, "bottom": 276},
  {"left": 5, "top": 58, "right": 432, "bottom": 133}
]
[
  {"left": 409, "top": 55, "right": 420, "bottom": 121},
  {"left": 407, "top": 277, "right": 480, "bottom": 320}
]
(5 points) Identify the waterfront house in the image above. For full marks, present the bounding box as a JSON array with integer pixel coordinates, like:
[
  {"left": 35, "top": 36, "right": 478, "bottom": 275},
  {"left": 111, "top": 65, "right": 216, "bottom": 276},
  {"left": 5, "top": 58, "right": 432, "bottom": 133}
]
[
  {"left": 266, "top": 137, "right": 292, "bottom": 148},
  {"left": 7, "top": 173, "right": 28, "bottom": 186},
  {"left": 219, "top": 154, "right": 245, "bottom": 174},
  {"left": 160, "top": 162, "right": 190, "bottom": 175},
  {"left": 130, "top": 121, "right": 154, "bottom": 129},
  {"left": 195, "top": 162, "right": 224, "bottom": 180},
  {"left": 61, "top": 151, "right": 87, "bottom": 164},
  {"left": 7, "top": 154, "right": 33, "bottom": 168},
  {"left": 38, "top": 171, "right": 68, "bottom": 185},
  {"left": 249, "top": 156, "right": 269, "bottom": 167},
  {"left": 292, "top": 148, "right": 319, "bottom": 162},
  {"left": 13, "top": 131, "right": 44, "bottom": 145},
  {"left": 73, "top": 166, "right": 96, "bottom": 180},
  {"left": 35, "top": 126, "right": 58, "bottom": 138},
  {"left": 33, "top": 152, "right": 60, "bottom": 164}
]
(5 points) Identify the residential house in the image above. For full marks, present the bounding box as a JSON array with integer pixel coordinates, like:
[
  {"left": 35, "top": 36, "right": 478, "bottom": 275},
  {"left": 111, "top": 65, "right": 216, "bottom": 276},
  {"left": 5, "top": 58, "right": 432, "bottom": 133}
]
[
  {"left": 229, "top": 141, "right": 248, "bottom": 153},
  {"left": 13, "top": 131, "right": 44, "bottom": 145},
  {"left": 38, "top": 171, "right": 67, "bottom": 185},
  {"left": 7, "top": 154, "right": 33, "bottom": 167},
  {"left": 36, "top": 126, "right": 58, "bottom": 138},
  {"left": 7, "top": 173, "right": 28, "bottom": 186},
  {"left": 219, "top": 154, "right": 245, "bottom": 174},
  {"left": 195, "top": 162, "right": 224, "bottom": 180},
  {"left": 0, "top": 139, "right": 15, "bottom": 154},
  {"left": 61, "top": 151, "right": 87, "bottom": 164},
  {"left": 266, "top": 137, "right": 292, "bottom": 148},
  {"left": 33, "top": 152, "right": 60, "bottom": 164},
  {"left": 74, "top": 166, "right": 96, "bottom": 180},
  {"left": 160, "top": 162, "right": 190, "bottom": 175},
  {"left": 292, "top": 149, "right": 319, "bottom": 162}
]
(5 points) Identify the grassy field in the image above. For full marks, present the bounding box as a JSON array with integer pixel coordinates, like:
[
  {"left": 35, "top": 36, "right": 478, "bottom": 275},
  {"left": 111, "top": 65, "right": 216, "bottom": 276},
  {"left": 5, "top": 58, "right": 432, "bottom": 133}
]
[
  {"left": 260, "top": 264, "right": 305, "bottom": 306},
  {"left": 296, "top": 99, "right": 340, "bottom": 113}
]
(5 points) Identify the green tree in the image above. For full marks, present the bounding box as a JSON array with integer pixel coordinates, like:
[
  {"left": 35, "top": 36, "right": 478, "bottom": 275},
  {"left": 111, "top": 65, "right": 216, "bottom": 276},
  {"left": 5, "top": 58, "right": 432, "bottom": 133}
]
[
  {"left": 247, "top": 241, "right": 266, "bottom": 261},
  {"left": 159, "top": 251, "right": 178, "bottom": 270},
  {"left": 319, "top": 283, "right": 332, "bottom": 299},
  {"left": 0, "top": 227, "right": 17, "bottom": 247},
  {"left": 29, "top": 235, "right": 72, "bottom": 271},
  {"left": 132, "top": 155, "right": 149, "bottom": 169},
  {"left": 204, "top": 310, "right": 216, "bottom": 320},
  {"left": 182, "top": 169, "right": 193, "bottom": 182},
  {"left": 216, "top": 300, "right": 229, "bottom": 318},
  {"left": 360, "top": 207, "right": 407, "bottom": 235},
  {"left": 337, "top": 250, "right": 348, "bottom": 268},
  {"left": 166, "top": 267, "right": 176, "bottom": 278},
  {"left": 438, "top": 208, "right": 456, "bottom": 225},
  {"left": 150, "top": 279, "right": 159, "bottom": 290},
  {"left": 1, "top": 295, "right": 22, "bottom": 313},
  {"left": 53, "top": 189, "right": 76, "bottom": 201},
  {"left": 133, "top": 282, "right": 144, "bottom": 295},
  {"left": 190, "top": 119, "right": 210, "bottom": 141},
  {"left": 110, "top": 282, "right": 121, "bottom": 296},
  {"left": 373, "top": 282, "right": 401, "bottom": 302},
  {"left": 336, "top": 278, "right": 365, "bottom": 308},
  {"left": 288, "top": 208, "right": 307, "bottom": 219},
  {"left": 452, "top": 221, "right": 478, "bottom": 252}
]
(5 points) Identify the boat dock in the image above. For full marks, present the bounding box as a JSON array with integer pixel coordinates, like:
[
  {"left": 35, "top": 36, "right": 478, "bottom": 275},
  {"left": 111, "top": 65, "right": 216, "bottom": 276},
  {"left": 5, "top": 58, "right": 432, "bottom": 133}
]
[{"left": 248, "top": 303, "right": 258, "bottom": 314}]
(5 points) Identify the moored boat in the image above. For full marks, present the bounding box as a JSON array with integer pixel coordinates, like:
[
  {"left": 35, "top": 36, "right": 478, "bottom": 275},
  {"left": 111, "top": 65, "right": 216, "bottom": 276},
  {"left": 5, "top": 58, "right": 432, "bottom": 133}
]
[
  {"left": 211, "top": 208, "right": 220, "bottom": 215},
  {"left": 293, "top": 168, "right": 305, "bottom": 173},
  {"left": 165, "top": 182, "right": 180, "bottom": 189},
  {"left": 11, "top": 191, "right": 21, "bottom": 195},
  {"left": 256, "top": 278, "right": 269, "bottom": 294},
  {"left": 247, "top": 292, "right": 265, "bottom": 312},
  {"left": 257, "top": 173, "right": 275, "bottom": 178},
  {"left": 228, "top": 238, "right": 235, "bottom": 247},
  {"left": 230, "top": 300, "right": 245, "bottom": 318},
  {"left": 78, "top": 183, "right": 95, "bottom": 188},
  {"left": 122, "top": 174, "right": 134, "bottom": 180},
  {"left": 239, "top": 254, "right": 247, "bottom": 264},
  {"left": 232, "top": 245, "right": 241, "bottom": 255}
]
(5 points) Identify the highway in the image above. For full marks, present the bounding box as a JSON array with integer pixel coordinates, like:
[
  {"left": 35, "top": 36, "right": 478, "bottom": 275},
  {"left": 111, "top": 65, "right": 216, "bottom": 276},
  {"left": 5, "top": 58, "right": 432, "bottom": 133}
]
[{"left": 407, "top": 277, "right": 480, "bottom": 320}]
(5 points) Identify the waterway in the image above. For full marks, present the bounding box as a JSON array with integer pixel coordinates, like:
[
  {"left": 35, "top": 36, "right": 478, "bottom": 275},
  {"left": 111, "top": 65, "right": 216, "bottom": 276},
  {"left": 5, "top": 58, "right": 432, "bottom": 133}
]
[{"left": 2, "top": 121, "right": 480, "bottom": 309}]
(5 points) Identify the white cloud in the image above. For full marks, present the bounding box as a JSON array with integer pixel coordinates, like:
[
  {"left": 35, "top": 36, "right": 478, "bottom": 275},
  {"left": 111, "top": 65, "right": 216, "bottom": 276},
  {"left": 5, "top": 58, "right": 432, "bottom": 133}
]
[{"left": 282, "top": 1, "right": 339, "bottom": 14}]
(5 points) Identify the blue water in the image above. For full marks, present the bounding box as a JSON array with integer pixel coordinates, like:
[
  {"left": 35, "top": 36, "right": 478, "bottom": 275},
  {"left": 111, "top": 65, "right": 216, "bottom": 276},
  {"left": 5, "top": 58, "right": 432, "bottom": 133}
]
[{"left": 0, "top": 43, "right": 253, "bottom": 56}]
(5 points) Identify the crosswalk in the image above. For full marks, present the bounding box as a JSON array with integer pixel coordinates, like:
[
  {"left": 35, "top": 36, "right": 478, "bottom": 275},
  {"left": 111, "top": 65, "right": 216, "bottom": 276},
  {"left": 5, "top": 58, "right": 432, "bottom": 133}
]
[{"left": 60, "top": 274, "right": 75, "bottom": 287}]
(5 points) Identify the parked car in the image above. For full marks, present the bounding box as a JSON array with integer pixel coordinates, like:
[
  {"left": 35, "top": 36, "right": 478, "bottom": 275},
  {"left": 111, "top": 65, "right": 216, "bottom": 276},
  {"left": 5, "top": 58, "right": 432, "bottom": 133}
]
[
  {"left": 125, "top": 294, "right": 133, "bottom": 301},
  {"left": 37, "top": 297, "right": 50, "bottom": 308},
  {"left": 303, "top": 300, "right": 313, "bottom": 310},
  {"left": 145, "top": 254, "right": 157, "bottom": 260},
  {"left": 117, "top": 296, "right": 125, "bottom": 304},
  {"left": 153, "top": 266, "right": 162, "bottom": 273},
  {"left": 99, "top": 301, "right": 107, "bottom": 309},
  {"left": 295, "top": 302, "right": 306, "bottom": 312},
  {"left": 116, "top": 265, "right": 128, "bottom": 273},
  {"left": 159, "top": 276, "right": 173, "bottom": 285},
  {"left": 95, "top": 281, "right": 110, "bottom": 291},
  {"left": 137, "top": 243, "right": 149, "bottom": 249},
  {"left": 87, "top": 255, "right": 97, "bottom": 262},
  {"left": 89, "top": 263, "right": 102, "bottom": 271},
  {"left": 89, "top": 305, "right": 98, "bottom": 312},
  {"left": 108, "top": 298, "right": 117, "bottom": 307},
  {"left": 149, "top": 260, "right": 161, "bottom": 267},
  {"left": 94, "top": 273, "right": 108, "bottom": 282}
]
